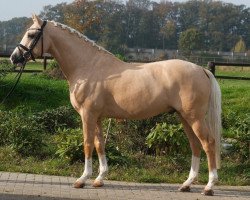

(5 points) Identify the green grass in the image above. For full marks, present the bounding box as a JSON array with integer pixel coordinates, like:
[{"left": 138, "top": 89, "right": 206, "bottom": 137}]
[
  {"left": 216, "top": 68, "right": 250, "bottom": 78},
  {"left": 219, "top": 79, "right": 250, "bottom": 115},
  {"left": 0, "top": 73, "right": 69, "bottom": 111},
  {"left": 0, "top": 64, "right": 249, "bottom": 186},
  {"left": 23, "top": 61, "right": 44, "bottom": 70}
]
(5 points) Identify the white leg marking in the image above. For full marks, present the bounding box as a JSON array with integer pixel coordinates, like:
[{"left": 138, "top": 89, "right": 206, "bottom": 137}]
[
  {"left": 183, "top": 155, "right": 200, "bottom": 187},
  {"left": 77, "top": 158, "right": 93, "bottom": 183},
  {"left": 205, "top": 169, "right": 218, "bottom": 190},
  {"left": 95, "top": 154, "right": 108, "bottom": 181}
]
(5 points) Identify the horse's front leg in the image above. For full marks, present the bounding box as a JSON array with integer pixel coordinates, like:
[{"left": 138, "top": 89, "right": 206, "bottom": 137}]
[
  {"left": 74, "top": 112, "right": 96, "bottom": 188},
  {"left": 92, "top": 120, "right": 108, "bottom": 187}
]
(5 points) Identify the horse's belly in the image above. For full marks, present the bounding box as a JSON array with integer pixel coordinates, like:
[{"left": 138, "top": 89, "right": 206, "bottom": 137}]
[
  {"left": 106, "top": 101, "right": 172, "bottom": 120},
  {"left": 103, "top": 87, "right": 172, "bottom": 119},
  {"left": 127, "top": 102, "right": 173, "bottom": 119}
]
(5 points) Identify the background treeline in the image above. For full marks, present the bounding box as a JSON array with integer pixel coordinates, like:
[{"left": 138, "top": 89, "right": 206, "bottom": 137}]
[{"left": 0, "top": 0, "right": 249, "bottom": 54}]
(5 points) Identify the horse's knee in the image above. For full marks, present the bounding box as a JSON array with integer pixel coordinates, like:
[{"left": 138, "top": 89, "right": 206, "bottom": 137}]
[
  {"left": 84, "top": 142, "right": 94, "bottom": 157},
  {"left": 94, "top": 140, "right": 105, "bottom": 155}
]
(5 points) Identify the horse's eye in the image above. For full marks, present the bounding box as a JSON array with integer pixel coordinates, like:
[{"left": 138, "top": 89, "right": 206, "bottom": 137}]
[{"left": 27, "top": 33, "right": 35, "bottom": 39}]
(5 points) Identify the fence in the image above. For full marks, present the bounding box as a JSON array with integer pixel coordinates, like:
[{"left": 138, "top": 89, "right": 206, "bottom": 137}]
[
  {"left": 208, "top": 61, "right": 250, "bottom": 80},
  {"left": 0, "top": 52, "right": 53, "bottom": 72},
  {"left": 1, "top": 52, "right": 250, "bottom": 80},
  {"left": 127, "top": 48, "right": 250, "bottom": 64}
]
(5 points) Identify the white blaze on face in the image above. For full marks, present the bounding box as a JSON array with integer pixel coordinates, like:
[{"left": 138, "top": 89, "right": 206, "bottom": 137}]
[
  {"left": 9, "top": 30, "right": 30, "bottom": 65},
  {"left": 9, "top": 47, "right": 20, "bottom": 64}
]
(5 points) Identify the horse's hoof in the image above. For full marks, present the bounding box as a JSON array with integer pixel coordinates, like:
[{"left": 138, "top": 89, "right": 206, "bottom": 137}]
[
  {"left": 73, "top": 181, "right": 85, "bottom": 188},
  {"left": 92, "top": 180, "right": 104, "bottom": 187},
  {"left": 202, "top": 189, "right": 214, "bottom": 196},
  {"left": 178, "top": 185, "right": 191, "bottom": 192}
]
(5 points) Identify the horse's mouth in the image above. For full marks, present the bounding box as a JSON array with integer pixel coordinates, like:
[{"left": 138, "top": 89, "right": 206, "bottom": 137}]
[{"left": 16, "top": 63, "right": 24, "bottom": 67}]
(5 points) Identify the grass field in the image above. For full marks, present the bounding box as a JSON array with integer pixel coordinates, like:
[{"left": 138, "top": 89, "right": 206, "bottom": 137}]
[{"left": 0, "top": 62, "right": 249, "bottom": 186}]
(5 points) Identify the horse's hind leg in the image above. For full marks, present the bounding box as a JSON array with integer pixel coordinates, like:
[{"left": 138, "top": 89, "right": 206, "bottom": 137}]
[
  {"left": 178, "top": 115, "right": 201, "bottom": 192},
  {"left": 92, "top": 120, "right": 108, "bottom": 187},
  {"left": 191, "top": 119, "right": 218, "bottom": 196}
]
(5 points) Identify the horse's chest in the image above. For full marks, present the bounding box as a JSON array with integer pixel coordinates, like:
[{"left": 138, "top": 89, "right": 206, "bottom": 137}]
[
  {"left": 69, "top": 80, "right": 102, "bottom": 112},
  {"left": 69, "top": 81, "right": 89, "bottom": 110}
]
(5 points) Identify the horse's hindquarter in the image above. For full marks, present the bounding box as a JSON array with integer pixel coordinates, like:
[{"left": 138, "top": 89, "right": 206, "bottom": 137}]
[{"left": 161, "top": 60, "right": 211, "bottom": 116}]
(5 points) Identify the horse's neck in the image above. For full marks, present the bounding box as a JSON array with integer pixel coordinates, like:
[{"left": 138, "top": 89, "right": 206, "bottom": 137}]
[{"left": 48, "top": 27, "right": 124, "bottom": 83}]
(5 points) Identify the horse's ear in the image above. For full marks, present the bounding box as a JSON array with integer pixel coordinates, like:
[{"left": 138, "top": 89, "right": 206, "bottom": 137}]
[{"left": 32, "top": 14, "right": 43, "bottom": 26}]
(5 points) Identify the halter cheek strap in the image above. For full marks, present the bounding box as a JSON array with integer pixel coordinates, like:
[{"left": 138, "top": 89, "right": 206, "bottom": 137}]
[
  {"left": 16, "top": 20, "right": 47, "bottom": 64},
  {"left": 18, "top": 44, "right": 36, "bottom": 61}
]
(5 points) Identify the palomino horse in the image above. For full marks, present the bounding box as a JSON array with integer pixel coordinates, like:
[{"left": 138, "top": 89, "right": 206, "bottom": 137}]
[{"left": 10, "top": 15, "right": 221, "bottom": 196}]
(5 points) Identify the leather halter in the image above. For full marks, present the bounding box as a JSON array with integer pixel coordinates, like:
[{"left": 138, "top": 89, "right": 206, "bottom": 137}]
[{"left": 16, "top": 21, "right": 47, "bottom": 65}]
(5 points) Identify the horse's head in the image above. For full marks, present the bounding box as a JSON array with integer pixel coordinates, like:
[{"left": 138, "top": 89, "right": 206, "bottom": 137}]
[{"left": 10, "top": 14, "right": 48, "bottom": 66}]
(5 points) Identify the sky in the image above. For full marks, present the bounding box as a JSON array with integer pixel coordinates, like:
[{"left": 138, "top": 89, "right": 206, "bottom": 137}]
[{"left": 0, "top": 0, "right": 249, "bottom": 21}]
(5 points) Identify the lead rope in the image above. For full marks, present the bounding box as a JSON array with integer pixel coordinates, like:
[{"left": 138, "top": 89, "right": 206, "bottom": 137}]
[
  {"left": 104, "top": 118, "right": 112, "bottom": 144},
  {"left": 1, "top": 21, "right": 47, "bottom": 104},
  {"left": 1, "top": 65, "right": 25, "bottom": 104}
]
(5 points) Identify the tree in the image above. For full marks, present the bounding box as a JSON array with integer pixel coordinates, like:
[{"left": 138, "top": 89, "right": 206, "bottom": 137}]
[
  {"left": 178, "top": 28, "right": 203, "bottom": 54},
  {"left": 234, "top": 37, "right": 247, "bottom": 52},
  {"left": 3, "top": 0, "right": 249, "bottom": 53},
  {"left": 63, "top": 0, "right": 102, "bottom": 36},
  {"left": 160, "top": 20, "right": 176, "bottom": 50},
  {"left": 154, "top": 1, "right": 177, "bottom": 49},
  {"left": 0, "top": 17, "right": 30, "bottom": 48},
  {"left": 39, "top": 3, "right": 66, "bottom": 23},
  {"left": 98, "top": 1, "right": 127, "bottom": 54}
]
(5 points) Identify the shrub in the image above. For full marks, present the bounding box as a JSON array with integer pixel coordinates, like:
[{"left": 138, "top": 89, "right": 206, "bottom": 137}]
[
  {"left": 115, "top": 54, "right": 127, "bottom": 62},
  {"left": 43, "top": 59, "right": 65, "bottom": 79},
  {"left": 230, "top": 114, "right": 249, "bottom": 161},
  {"left": 222, "top": 111, "right": 249, "bottom": 161},
  {"left": 105, "top": 142, "right": 129, "bottom": 166},
  {"left": 0, "top": 110, "right": 46, "bottom": 157},
  {"left": 33, "top": 106, "right": 79, "bottom": 134},
  {"left": 146, "top": 123, "right": 189, "bottom": 156},
  {"left": 0, "top": 59, "right": 13, "bottom": 79},
  {"left": 222, "top": 111, "right": 237, "bottom": 130},
  {"left": 55, "top": 128, "right": 83, "bottom": 163},
  {"left": 10, "top": 119, "right": 45, "bottom": 157},
  {"left": 0, "top": 111, "right": 12, "bottom": 145},
  {"left": 0, "top": 107, "right": 79, "bottom": 158},
  {"left": 103, "top": 113, "right": 181, "bottom": 154},
  {"left": 55, "top": 127, "right": 129, "bottom": 165},
  {"left": 48, "top": 59, "right": 59, "bottom": 70}
]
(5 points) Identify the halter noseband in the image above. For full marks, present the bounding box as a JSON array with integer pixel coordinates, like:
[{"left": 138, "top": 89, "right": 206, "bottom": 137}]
[{"left": 16, "top": 20, "right": 47, "bottom": 65}]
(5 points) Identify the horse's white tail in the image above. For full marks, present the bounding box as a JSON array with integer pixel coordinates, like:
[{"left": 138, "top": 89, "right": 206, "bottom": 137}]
[{"left": 205, "top": 69, "right": 222, "bottom": 169}]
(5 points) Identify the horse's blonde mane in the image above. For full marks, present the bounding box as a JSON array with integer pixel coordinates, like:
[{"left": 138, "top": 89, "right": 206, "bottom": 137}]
[{"left": 49, "top": 20, "right": 113, "bottom": 55}]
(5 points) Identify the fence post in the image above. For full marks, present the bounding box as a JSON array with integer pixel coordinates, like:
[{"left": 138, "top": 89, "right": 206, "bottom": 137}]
[
  {"left": 208, "top": 61, "right": 215, "bottom": 75},
  {"left": 43, "top": 56, "right": 47, "bottom": 71}
]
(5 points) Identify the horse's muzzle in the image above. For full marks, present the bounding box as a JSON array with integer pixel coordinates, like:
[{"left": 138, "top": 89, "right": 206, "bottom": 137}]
[{"left": 10, "top": 52, "right": 26, "bottom": 67}]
